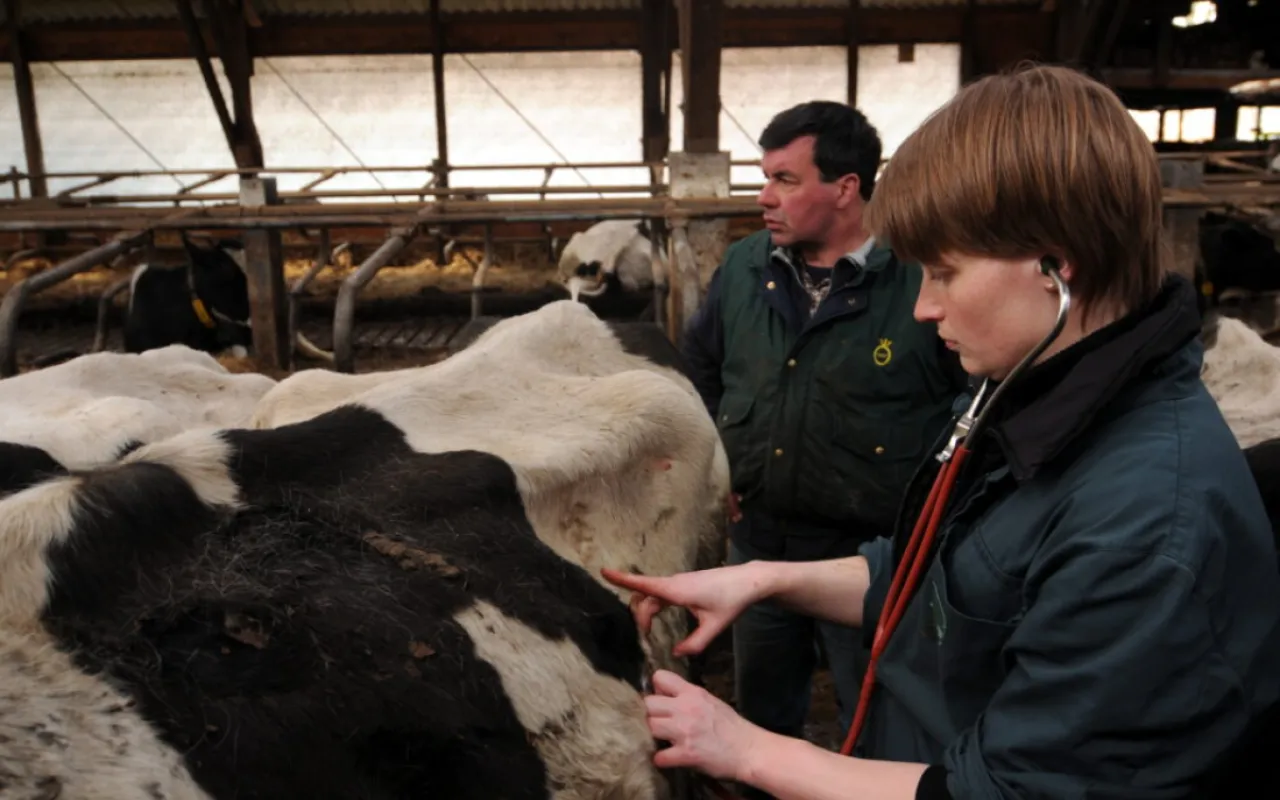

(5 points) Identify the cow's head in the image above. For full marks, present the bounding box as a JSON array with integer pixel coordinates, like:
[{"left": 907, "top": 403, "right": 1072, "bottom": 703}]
[
  {"left": 566, "top": 259, "right": 609, "bottom": 302},
  {"left": 183, "top": 237, "right": 251, "bottom": 346}
]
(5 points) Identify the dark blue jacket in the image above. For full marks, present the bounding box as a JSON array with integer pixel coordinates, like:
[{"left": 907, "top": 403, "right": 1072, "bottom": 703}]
[{"left": 857, "top": 276, "right": 1280, "bottom": 799}]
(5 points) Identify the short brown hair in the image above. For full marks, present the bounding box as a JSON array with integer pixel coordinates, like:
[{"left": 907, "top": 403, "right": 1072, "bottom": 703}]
[{"left": 864, "top": 63, "right": 1164, "bottom": 320}]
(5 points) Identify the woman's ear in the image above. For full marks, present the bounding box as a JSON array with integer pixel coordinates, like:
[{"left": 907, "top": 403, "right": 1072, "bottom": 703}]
[{"left": 1040, "top": 255, "right": 1073, "bottom": 289}]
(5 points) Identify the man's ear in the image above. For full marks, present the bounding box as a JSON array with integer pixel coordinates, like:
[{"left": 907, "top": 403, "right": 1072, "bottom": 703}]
[{"left": 837, "top": 173, "right": 862, "bottom": 208}]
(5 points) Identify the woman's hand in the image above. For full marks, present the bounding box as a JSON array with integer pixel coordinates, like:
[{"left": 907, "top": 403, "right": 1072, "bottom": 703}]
[
  {"left": 645, "top": 669, "right": 766, "bottom": 781},
  {"left": 601, "top": 562, "right": 771, "bottom": 656}
]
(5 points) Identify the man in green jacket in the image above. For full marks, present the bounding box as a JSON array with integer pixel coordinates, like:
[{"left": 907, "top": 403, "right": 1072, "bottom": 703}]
[{"left": 681, "top": 101, "right": 967, "bottom": 784}]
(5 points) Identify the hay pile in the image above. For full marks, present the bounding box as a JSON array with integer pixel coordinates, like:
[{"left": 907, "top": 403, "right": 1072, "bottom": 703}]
[{"left": 1, "top": 242, "right": 561, "bottom": 312}]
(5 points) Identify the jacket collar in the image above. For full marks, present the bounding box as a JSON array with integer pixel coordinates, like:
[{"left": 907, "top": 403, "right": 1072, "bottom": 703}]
[
  {"left": 982, "top": 274, "right": 1204, "bottom": 482},
  {"left": 768, "top": 236, "right": 891, "bottom": 289}
]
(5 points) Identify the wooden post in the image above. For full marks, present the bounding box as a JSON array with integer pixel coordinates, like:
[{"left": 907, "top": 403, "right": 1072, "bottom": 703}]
[
  {"left": 668, "top": 150, "right": 730, "bottom": 340},
  {"left": 1160, "top": 158, "right": 1204, "bottom": 283},
  {"left": 1214, "top": 99, "right": 1240, "bottom": 142},
  {"left": 239, "top": 177, "right": 290, "bottom": 370},
  {"left": 670, "top": 0, "right": 728, "bottom": 334},
  {"left": 677, "top": 0, "right": 722, "bottom": 154},
  {"left": 4, "top": 0, "right": 46, "bottom": 199}
]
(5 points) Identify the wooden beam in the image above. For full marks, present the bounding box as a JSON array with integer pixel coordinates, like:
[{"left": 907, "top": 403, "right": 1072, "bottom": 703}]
[
  {"left": 1152, "top": 11, "right": 1173, "bottom": 89},
  {"left": 0, "top": 7, "right": 1051, "bottom": 62},
  {"left": 960, "top": 0, "right": 976, "bottom": 82},
  {"left": 641, "top": 0, "right": 673, "bottom": 167},
  {"left": 846, "top": 0, "right": 860, "bottom": 107},
  {"left": 202, "top": 0, "right": 263, "bottom": 170},
  {"left": 1103, "top": 68, "right": 1280, "bottom": 91},
  {"left": 1088, "top": 0, "right": 1129, "bottom": 71},
  {"left": 430, "top": 0, "right": 449, "bottom": 266},
  {"left": 431, "top": 0, "right": 448, "bottom": 187},
  {"left": 1070, "top": 0, "right": 1108, "bottom": 64},
  {"left": 678, "top": 0, "right": 722, "bottom": 154},
  {"left": 4, "top": 0, "right": 46, "bottom": 199},
  {"left": 174, "top": 0, "right": 237, "bottom": 155}
]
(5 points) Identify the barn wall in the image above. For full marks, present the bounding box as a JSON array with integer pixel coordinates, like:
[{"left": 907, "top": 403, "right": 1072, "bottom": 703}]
[{"left": 0, "top": 46, "right": 962, "bottom": 202}]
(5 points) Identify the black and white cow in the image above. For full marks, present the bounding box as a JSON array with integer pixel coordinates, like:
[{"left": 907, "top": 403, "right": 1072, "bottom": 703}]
[
  {"left": 121, "top": 236, "right": 333, "bottom": 362},
  {"left": 249, "top": 300, "right": 730, "bottom": 679},
  {"left": 1200, "top": 214, "right": 1280, "bottom": 302},
  {"left": 1197, "top": 214, "right": 1280, "bottom": 339},
  {"left": 0, "top": 345, "right": 275, "bottom": 472},
  {"left": 556, "top": 220, "right": 668, "bottom": 320},
  {"left": 0, "top": 406, "right": 669, "bottom": 799},
  {"left": 448, "top": 313, "right": 689, "bottom": 376},
  {"left": 125, "top": 237, "right": 253, "bottom": 357}
]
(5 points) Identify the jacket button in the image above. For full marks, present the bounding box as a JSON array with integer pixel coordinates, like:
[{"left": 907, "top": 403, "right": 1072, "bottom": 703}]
[
  {"left": 766, "top": 281, "right": 776, "bottom": 290},
  {"left": 774, "top": 448, "right": 784, "bottom": 457},
  {"left": 786, "top": 358, "right": 796, "bottom": 368},
  {"left": 874, "top": 445, "right": 885, "bottom": 455}
]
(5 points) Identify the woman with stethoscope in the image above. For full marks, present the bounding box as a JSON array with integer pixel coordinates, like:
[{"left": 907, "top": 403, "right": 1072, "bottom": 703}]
[{"left": 603, "top": 64, "right": 1280, "bottom": 800}]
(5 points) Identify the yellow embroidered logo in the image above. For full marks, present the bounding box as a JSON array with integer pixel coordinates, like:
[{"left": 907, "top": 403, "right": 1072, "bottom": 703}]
[{"left": 873, "top": 338, "right": 893, "bottom": 367}]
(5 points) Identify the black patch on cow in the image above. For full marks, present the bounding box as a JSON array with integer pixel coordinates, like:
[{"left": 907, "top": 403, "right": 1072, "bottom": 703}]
[
  {"left": 609, "top": 321, "right": 689, "bottom": 375},
  {"left": 44, "top": 461, "right": 226, "bottom": 620},
  {"left": 1200, "top": 215, "right": 1280, "bottom": 301},
  {"left": 124, "top": 238, "right": 252, "bottom": 356},
  {"left": 0, "top": 441, "right": 66, "bottom": 497},
  {"left": 39, "top": 404, "right": 647, "bottom": 800}
]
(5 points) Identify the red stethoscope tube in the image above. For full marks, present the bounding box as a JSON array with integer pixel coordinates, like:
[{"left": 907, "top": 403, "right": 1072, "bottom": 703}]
[{"left": 839, "top": 444, "right": 971, "bottom": 756}]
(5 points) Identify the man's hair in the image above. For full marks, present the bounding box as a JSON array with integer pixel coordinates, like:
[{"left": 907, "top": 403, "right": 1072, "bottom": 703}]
[
  {"left": 759, "top": 101, "right": 882, "bottom": 201},
  {"left": 864, "top": 63, "right": 1164, "bottom": 321}
]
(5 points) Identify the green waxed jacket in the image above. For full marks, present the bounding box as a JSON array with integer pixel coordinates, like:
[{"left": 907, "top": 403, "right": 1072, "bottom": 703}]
[{"left": 681, "top": 230, "right": 968, "bottom": 542}]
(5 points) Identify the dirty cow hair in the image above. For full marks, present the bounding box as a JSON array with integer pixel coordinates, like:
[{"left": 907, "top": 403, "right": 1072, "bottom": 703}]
[{"left": 11, "top": 405, "right": 650, "bottom": 799}]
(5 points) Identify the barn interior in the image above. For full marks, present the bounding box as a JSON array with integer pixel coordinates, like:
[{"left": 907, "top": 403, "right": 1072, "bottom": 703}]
[{"left": 1, "top": 0, "right": 1279, "bottom": 762}]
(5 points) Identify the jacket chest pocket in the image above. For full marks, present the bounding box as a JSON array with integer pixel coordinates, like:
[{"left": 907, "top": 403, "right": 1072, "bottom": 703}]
[
  {"left": 716, "top": 393, "right": 763, "bottom": 495},
  {"left": 880, "top": 556, "right": 1020, "bottom": 737},
  {"left": 813, "top": 320, "right": 932, "bottom": 403}
]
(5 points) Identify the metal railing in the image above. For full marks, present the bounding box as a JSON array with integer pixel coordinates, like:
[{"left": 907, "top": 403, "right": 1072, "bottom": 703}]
[{"left": 1, "top": 159, "right": 772, "bottom": 207}]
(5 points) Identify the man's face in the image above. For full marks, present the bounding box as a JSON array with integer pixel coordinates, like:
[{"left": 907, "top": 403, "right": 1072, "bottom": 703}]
[{"left": 756, "top": 135, "right": 858, "bottom": 248}]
